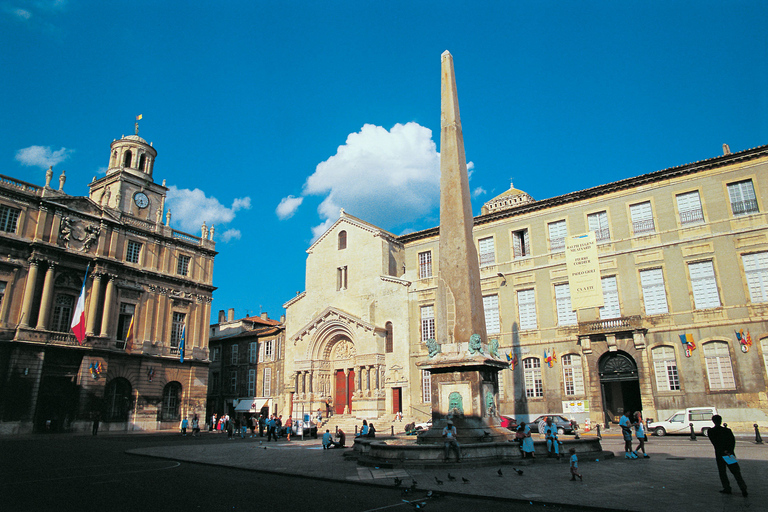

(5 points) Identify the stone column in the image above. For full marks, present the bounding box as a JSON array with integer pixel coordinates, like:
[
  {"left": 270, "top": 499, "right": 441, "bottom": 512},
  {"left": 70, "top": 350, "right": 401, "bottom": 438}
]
[
  {"left": 142, "top": 294, "right": 155, "bottom": 344},
  {"left": 344, "top": 368, "right": 350, "bottom": 415},
  {"left": 354, "top": 365, "right": 361, "bottom": 396},
  {"left": 19, "top": 260, "right": 40, "bottom": 328},
  {"left": 100, "top": 275, "right": 116, "bottom": 337},
  {"left": 36, "top": 263, "right": 56, "bottom": 330},
  {"left": 86, "top": 273, "right": 103, "bottom": 336}
]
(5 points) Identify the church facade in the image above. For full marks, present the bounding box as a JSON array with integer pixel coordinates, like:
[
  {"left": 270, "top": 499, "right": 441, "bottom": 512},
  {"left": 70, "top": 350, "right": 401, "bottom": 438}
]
[
  {"left": 0, "top": 127, "right": 216, "bottom": 434},
  {"left": 282, "top": 143, "right": 768, "bottom": 429}
]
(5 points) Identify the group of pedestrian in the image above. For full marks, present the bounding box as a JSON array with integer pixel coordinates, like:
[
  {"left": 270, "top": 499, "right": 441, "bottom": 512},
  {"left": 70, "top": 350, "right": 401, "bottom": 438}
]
[
  {"left": 619, "top": 410, "right": 649, "bottom": 459},
  {"left": 322, "top": 428, "right": 347, "bottom": 449}
]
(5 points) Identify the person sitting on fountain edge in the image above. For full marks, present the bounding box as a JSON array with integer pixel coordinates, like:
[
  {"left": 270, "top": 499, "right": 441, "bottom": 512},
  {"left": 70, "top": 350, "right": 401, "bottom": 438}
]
[{"left": 442, "top": 419, "right": 461, "bottom": 462}]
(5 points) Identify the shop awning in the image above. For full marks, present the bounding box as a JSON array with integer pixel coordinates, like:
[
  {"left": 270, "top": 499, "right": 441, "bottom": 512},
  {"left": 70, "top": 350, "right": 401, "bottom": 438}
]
[{"left": 234, "top": 397, "right": 272, "bottom": 412}]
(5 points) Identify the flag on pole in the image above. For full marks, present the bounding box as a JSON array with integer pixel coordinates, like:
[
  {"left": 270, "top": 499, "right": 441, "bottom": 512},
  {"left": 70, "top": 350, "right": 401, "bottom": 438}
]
[
  {"left": 136, "top": 114, "right": 142, "bottom": 121},
  {"left": 124, "top": 314, "right": 135, "bottom": 351},
  {"left": 70, "top": 264, "right": 90, "bottom": 344},
  {"left": 179, "top": 324, "right": 186, "bottom": 363}
]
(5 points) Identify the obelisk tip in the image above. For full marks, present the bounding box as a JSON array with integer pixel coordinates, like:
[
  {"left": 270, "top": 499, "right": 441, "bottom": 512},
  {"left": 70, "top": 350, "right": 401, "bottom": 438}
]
[{"left": 441, "top": 50, "right": 452, "bottom": 59}]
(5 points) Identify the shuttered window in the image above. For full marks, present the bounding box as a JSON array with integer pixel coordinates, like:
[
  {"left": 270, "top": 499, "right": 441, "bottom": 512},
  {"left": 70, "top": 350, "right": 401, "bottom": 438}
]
[
  {"left": 703, "top": 342, "right": 735, "bottom": 390},
  {"left": 652, "top": 346, "right": 680, "bottom": 391},
  {"left": 640, "top": 268, "right": 669, "bottom": 315},
  {"left": 562, "top": 354, "right": 585, "bottom": 396},
  {"left": 263, "top": 367, "right": 272, "bottom": 396},
  {"left": 630, "top": 201, "right": 655, "bottom": 234},
  {"left": 483, "top": 295, "right": 500, "bottom": 334},
  {"left": 512, "top": 229, "right": 530, "bottom": 258},
  {"left": 554, "top": 283, "right": 577, "bottom": 326},
  {"left": 478, "top": 237, "right": 496, "bottom": 267},
  {"left": 743, "top": 252, "right": 768, "bottom": 303},
  {"left": 599, "top": 276, "right": 621, "bottom": 319},
  {"left": 247, "top": 369, "right": 256, "bottom": 396},
  {"left": 548, "top": 220, "right": 567, "bottom": 252},
  {"left": 418, "top": 251, "right": 433, "bottom": 278},
  {"left": 688, "top": 260, "right": 721, "bottom": 309},
  {"left": 587, "top": 211, "right": 610, "bottom": 241},
  {"left": 676, "top": 191, "right": 704, "bottom": 225},
  {"left": 517, "top": 289, "right": 537, "bottom": 330}
]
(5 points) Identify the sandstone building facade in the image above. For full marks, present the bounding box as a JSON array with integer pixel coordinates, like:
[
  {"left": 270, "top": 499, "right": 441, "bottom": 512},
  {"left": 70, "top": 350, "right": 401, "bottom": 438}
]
[
  {"left": 282, "top": 144, "right": 768, "bottom": 429},
  {"left": 0, "top": 128, "right": 216, "bottom": 434}
]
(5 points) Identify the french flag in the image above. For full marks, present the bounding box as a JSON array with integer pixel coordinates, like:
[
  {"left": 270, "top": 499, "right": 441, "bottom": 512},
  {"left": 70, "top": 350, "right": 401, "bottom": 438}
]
[{"left": 70, "top": 264, "right": 89, "bottom": 344}]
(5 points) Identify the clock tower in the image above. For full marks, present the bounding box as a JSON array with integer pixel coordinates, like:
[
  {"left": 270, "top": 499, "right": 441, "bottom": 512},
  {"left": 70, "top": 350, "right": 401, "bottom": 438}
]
[{"left": 88, "top": 122, "right": 167, "bottom": 222}]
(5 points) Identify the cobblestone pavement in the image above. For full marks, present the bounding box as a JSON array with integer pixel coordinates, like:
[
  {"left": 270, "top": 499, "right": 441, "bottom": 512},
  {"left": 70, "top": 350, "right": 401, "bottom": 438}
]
[{"left": 128, "top": 432, "right": 766, "bottom": 512}]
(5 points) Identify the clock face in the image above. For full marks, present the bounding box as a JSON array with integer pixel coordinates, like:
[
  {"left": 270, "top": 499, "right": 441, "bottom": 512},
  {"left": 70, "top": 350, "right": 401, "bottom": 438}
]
[{"left": 134, "top": 192, "right": 149, "bottom": 209}]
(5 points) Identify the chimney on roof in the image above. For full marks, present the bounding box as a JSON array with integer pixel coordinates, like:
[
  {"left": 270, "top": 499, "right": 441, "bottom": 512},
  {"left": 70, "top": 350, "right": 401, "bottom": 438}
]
[
  {"left": 227, "top": 308, "right": 235, "bottom": 322},
  {"left": 218, "top": 310, "right": 226, "bottom": 323},
  {"left": 723, "top": 144, "right": 731, "bottom": 155},
  {"left": 261, "top": 312, "right": 268, "bottom": 320}
]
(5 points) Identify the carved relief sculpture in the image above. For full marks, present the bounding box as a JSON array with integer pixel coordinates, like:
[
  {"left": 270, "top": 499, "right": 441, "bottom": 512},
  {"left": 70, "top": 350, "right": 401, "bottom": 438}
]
[
  {"left": 58, "top": 216, "right": 72, "bottom": 247},
  {"left": 81, "top": 224, "right": 101, "bottom": 252}
]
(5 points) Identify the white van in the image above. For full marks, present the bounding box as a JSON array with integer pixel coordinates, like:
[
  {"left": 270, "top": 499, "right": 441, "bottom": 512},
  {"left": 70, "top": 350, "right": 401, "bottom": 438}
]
[{"left": 649, "top": 407, "right": 718, "bottom": 436}]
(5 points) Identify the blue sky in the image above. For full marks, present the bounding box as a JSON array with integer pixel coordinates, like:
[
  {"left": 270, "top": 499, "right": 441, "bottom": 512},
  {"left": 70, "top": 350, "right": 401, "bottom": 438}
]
[{"left": 2, "top": 1, "right": 767, "bottom": 322}]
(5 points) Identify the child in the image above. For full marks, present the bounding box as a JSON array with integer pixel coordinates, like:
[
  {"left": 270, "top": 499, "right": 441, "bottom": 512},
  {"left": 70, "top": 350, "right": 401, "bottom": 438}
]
[{"left": 569, "top": 448, "right": 583, "bottom": 481}]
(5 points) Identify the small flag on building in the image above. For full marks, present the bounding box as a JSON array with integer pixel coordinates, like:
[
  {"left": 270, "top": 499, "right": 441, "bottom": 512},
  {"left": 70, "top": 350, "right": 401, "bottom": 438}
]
[
  {"left": 70, "top": 264, "right": 90, "bottom": 344},
  {"left": 124, "top": 314, "right": 135, "bottom": 351},
  {"left": 679, "top": 333, "right": 696, "bottom": 357},
  {"left": 179, "top": 324, "right": 186, "bottom": 363},
  {"left": 735, "top": 329, "right": 752, "bottom": 353},
  {"left": 136, "top": 114, "right": 142, "bottom": 121},
  {"left": 544, "top": 349, "right": 556, "bottom": 368},
  {"left": 506, "top": 351, "right": 518, "bottom": 370}
]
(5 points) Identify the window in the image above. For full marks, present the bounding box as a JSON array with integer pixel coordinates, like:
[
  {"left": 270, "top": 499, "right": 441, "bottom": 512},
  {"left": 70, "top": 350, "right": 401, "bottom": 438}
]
[
  {"left": 211, "top": 346, "right": 220, "bottom": 362},
  {"left": 418, "top": 251, "right": 433, "bottom": 278},
  {"left": 0, "top": 281, "right": 7, "bottom": 310},
  {"left": 478, "top": 237, "right": 495, "bottom": 267},
  {"left": 170, "top": 312, "right": 186, "bottom": 350},
  {"left": 51, "top": 294, "right": 75, "bottom": 332},
  {"left": 104, "top": 378, "right": 132, "bottom": 421},
  {"left": 177, "top": 254, "right": 191, "bottom": 276},
  {"left": 652, "top": 346, "right": 680, "bottom": 391},
  {"left": 126, "top": 240, "right": 142, "bottom": 264},
  {"left": 161, "top": 382, "right": 181, "bottom": 421},
  {"left": 562, "top": 354, "right": 585, "bottom": 396},
  {"left": 676, "top": 191, "right": 704, "bottom": 225},
  {"left": 517, "top": 289, "right": 537, "bottom": 330},
  {"left": 264, "top": 339, "right": 274, "bottom": 361},
  {"left": 116, "top": 303, "right": 136, "bottom": 343},
  {"left": 230, "top": 344, "right": 239, "bottom": 365},
  {"left": 229, "top": 370, "right": 238, "bottom": 393},
  {"left": 548, "top": 220, "right": 567, "bottom": 252},
  {"left": 338, "top": 230, "right": 347, "bottom": 250},
  {"left": 247, "top": 369, "right": 256, "bottom": 396},
  {"left": 263, "top": 367, "right": 272, "bottom": 396},
  {"left": 385, "top": 322, "right": 393, "bottom": 353},
  {"left": 420, "top": 305, "right": 435, "bottom": 341},
  {"left": 123, "top": 150, "right": 132, "bottom": 167},
  {"left": 248, "top": 342, "right": 258, "bottom": 363},
  {"left": 640, "top": 268, "right": 669, "bottom": 315},
  {"left": 336, "top": 266, "right": 348, "bottom": 290},
  {"left": 523, "top": 358, "right": 543, "bottom": 398},
  {"left": 483, "top": 295, "right": 500, "bottom": 334},
  {"left": 743, "top": 252, "right": 768, "bottom": 303},
  {"left": 599, "top": 276, "right": 620, "bottom": 319},
  {"left": 703, "top": 342, "right": 735, "bottom": 390},
  {"left": 587, "top": 211, "right": 610, "bottom": 241},
  {"left": 554, "top": 283, "right": 577, "bottom": 326},
  {"left": 728, "top": 180, "right": 759, "bottom": 216},
  {"left": 138, "top": 154, "right": 146, "bottom": 171},
  {"left": 0, "top": 205, "right": 21, "bottom": 233},
  {"left": 421, "top": 370, "right": 431, "bottom": 403},
  {"left": 630, "top": 201, "right": 655, "bottom": 234},
  {"left": 688, "top": 260, "right": 721, "bottom": 309},
  {"left": 211, "top": 372, "right": 220, "bottom": 393},
  {"left": 512, "top": 229, "right": 530, "bottom": 258}
]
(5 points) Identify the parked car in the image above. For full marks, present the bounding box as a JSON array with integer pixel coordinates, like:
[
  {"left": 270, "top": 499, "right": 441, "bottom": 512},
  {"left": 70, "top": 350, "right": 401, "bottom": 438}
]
[
  {"left": 529, "top": 415, "right": 576, "bottom": 435},
  {"left": 500, "top": 416, "right": 518, "bottom": 431},
  {"left": 648, "top": 407, "right": 718, "bottom": 436}
]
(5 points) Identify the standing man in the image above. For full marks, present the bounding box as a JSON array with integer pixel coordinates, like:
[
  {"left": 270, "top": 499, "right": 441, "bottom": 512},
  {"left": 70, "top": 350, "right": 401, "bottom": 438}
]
[
  {"left": 707, "top": 415, "right": 748, "bottom": 497},
  {"left": 442, "top": 420, "right": 461, "bottom": 462}
]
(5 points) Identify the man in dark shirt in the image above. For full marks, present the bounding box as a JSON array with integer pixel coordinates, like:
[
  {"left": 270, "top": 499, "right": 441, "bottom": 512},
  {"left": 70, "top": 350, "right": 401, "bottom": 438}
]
[{"left": 707, "top": 415, "right": 747, "bottom": 497}]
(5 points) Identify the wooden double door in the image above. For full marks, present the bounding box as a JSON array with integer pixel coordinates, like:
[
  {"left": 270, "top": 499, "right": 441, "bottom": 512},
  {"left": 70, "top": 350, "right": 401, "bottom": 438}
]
[{"left": 334, "top": 369, "right": 355, "bottom": 415}]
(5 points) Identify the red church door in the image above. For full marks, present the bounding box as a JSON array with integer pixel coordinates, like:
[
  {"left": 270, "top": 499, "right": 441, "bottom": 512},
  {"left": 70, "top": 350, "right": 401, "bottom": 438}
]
[{"left": 334, "top": 369, "right": 355, "bottom": 414}]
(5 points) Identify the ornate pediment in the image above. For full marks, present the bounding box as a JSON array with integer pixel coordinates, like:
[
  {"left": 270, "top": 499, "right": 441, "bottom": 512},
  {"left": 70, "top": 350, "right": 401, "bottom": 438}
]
[
  {"left": 53, "top": 196, "right": 116, "bottom": 219},
  {"left": 291, "top": 306, "right": 379, "bottom": 344}
]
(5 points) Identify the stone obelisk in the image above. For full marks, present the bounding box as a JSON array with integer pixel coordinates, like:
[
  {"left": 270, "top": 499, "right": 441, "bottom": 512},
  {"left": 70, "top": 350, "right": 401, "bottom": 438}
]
[{"left": 417, "top": 51, "right": 511, "bottom": 445}]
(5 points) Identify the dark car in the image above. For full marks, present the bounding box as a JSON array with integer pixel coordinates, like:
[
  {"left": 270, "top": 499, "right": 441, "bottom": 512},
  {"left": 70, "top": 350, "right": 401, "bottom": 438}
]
[
  {"left": 528, "top": 415, "right": 575, "bottom": 435},
  {"left": 500, "top": 416, "right": 518, "bottom": 431}
]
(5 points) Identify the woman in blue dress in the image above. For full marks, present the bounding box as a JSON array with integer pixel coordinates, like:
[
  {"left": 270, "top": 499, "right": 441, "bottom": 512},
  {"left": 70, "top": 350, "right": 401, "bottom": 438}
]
[{"left": 520, "top": 421, "right": 535, "bottom": 459}]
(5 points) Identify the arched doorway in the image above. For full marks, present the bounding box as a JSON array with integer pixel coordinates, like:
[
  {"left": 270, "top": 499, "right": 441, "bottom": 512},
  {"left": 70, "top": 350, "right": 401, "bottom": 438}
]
[
  {"left": 330, "top": 338, "right": 355, "bottom": 415},
  {"left": 598, "top": 351, "right": 642, "bottom": 424}
]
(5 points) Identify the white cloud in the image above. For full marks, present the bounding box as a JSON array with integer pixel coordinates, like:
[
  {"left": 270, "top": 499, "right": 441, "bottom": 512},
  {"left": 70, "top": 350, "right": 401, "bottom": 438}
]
[
  {"left": 97, "top": 166, "right": 107, "bottom": 175},
  {"left": 276, "top": 195, "right": 303, "bottom": 220},
  {"left": 289, "top": 122, "right": 440, "bottom": 241},
  {"left": 220, "top": 229, "right": 242, "bottom": 243},
  {"left": 472, "top": 187, "right": 487, "bottom": 198},
  {"left": 13, "top": 8, "right": 32, "bottom": 20},
  {"left": 166, "top": 186, "right": 250, "bottom": 240},
  {"left": 15, "top": 145, "right": 72, "bottom": 169},
  {"left": 311, "top": 218, "right": 335, "bottom": 242}
]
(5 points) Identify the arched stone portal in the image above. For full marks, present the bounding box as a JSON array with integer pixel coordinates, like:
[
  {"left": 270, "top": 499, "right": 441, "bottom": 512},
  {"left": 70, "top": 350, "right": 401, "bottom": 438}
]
[{"left": 598, "top": 351, "right": 642, "bottom": 424}]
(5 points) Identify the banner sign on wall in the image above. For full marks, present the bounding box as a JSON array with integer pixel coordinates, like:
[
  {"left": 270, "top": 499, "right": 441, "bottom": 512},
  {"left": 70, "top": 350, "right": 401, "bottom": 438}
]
[{"left": 565, "top": 232, "right": 604, "bottom": 310}]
